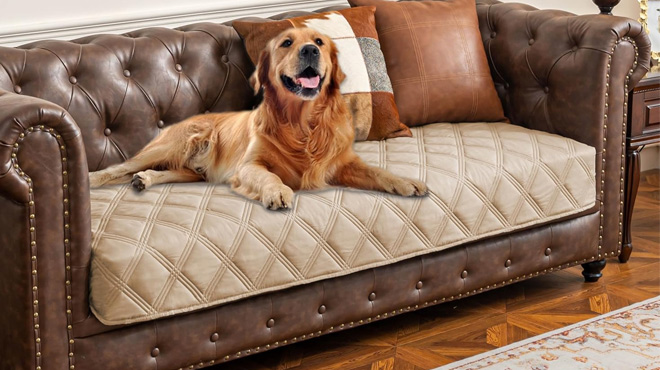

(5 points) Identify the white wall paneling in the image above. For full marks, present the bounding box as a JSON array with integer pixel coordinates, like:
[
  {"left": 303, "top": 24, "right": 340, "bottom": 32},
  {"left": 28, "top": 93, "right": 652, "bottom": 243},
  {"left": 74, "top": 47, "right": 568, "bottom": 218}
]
[
  {"left": 1, "top": 0, "right": 642, "bottom": 47},
  {"left": 0, "top": 0, "right": 346, "bottom": 47}
]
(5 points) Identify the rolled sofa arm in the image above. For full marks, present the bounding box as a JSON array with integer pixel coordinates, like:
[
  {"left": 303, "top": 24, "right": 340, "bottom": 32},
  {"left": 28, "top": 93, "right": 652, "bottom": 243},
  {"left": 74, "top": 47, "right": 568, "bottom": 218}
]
[
  {"left": 0, "top": 89, "right": 91, "bottom": 369},
  {"left": 475, "top": 1, "right": 651, "bottom": 259}
]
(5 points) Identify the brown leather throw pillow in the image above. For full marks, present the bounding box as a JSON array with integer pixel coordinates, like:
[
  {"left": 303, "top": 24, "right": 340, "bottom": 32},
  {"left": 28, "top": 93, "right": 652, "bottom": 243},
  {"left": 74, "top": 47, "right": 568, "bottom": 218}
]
[
  {"left": 233, "top": 7, "right": 412, "bottom": 141},
  {"left": 348, "top": 0, "right": 506, "bottom": 127}
]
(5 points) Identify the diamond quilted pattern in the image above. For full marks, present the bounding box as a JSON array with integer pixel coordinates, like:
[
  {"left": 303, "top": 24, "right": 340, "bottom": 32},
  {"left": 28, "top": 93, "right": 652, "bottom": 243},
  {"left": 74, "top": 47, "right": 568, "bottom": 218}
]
[{"left": 89, "top": 122, "right": 596, "bottom": 325}]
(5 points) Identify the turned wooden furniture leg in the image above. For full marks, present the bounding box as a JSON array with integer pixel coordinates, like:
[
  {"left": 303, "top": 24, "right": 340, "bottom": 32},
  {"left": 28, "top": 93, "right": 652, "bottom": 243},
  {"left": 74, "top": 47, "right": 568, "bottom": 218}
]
[
  {"left": 582, "top": 259, "right": 607, "bottom": 282},
  {"left": 620, "top": 145, "right": 641, "bottom": 263}
]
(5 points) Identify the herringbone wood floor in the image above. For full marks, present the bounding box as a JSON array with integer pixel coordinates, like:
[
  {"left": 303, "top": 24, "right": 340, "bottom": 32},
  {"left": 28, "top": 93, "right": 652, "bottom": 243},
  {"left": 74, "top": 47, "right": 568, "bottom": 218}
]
[{"left": 214, "top": 170, "right": 660, "bottom": 370}]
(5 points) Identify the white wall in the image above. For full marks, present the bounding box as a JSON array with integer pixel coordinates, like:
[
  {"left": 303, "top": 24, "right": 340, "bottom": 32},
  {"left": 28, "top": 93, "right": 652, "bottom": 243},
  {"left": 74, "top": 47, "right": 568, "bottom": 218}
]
[
  {"left": 0, "top": 0, "right": 347, "bottom": 46},
  {"left": 0, "top": 0, "right": 643, "bottom": 47},
  {"left": 500, "top": 0, "right": 640, "bottom": 18}
]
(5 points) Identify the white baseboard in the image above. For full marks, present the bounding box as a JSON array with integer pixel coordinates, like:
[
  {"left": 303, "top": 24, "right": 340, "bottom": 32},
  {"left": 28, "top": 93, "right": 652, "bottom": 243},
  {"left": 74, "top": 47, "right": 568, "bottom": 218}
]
[{"left": 0, "top": 0, "right": 347, "bottom": 47}]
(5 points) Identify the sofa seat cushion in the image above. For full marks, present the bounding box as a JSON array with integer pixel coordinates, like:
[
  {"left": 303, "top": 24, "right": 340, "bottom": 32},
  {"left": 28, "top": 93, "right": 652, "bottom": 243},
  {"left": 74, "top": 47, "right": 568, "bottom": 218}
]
[{"left": 89, "top": 122, "right": 595, "bottom": 325}]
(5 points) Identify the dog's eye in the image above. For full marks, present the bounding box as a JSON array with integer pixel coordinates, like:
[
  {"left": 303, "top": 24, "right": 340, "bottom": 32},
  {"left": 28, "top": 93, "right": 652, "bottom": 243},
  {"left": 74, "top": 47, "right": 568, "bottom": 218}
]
[
  {"left": 315, "top": 38, "right": 324, "bottom": 46},
  {"left": 281, "top": 39, "right": 292, "bottom": 48}
]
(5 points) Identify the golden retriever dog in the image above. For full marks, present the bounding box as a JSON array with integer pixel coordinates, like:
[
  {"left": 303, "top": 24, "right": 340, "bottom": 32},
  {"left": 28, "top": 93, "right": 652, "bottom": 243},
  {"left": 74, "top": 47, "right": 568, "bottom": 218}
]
[{"left": 89, "top": 28, "right": 427, "bottom": 210}]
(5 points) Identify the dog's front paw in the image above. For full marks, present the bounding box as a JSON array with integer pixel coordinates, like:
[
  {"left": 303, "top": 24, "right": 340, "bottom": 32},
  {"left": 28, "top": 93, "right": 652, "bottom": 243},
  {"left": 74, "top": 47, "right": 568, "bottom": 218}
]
[
  {"left": 131, "top": 173, "right": 150, "bottom": 192},
  {"left": 261, "top": 184, "right": 294, "bottom": 210},
  {"left": 390, "top": 178, "right": 428, "bottom": 197}
]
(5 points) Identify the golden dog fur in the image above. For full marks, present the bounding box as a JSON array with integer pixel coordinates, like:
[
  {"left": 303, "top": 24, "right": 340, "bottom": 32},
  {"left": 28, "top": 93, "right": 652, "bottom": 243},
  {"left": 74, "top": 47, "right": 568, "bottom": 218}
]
[{"left": 89, "top": 28, "right": 427, "bottom": 210}]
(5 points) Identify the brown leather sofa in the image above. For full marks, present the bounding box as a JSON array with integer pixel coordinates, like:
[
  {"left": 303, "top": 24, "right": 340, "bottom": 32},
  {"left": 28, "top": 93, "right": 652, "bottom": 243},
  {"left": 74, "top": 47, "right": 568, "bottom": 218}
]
[{"left": 0, "top": 1, "right": 651, "bottom": 369}]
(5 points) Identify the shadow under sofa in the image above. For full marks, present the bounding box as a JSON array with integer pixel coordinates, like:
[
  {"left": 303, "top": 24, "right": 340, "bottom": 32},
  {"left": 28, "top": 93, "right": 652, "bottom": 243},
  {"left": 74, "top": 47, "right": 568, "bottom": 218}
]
[{"left": 0, "top": 1, "right": 652, "bottom": 369}]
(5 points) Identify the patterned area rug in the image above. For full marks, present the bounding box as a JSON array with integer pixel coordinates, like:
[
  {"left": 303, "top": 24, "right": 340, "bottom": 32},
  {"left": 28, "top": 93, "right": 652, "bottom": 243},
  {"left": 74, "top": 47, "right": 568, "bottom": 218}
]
[{"left": 436, "top": 295, "right": 660, "bottom": 370}]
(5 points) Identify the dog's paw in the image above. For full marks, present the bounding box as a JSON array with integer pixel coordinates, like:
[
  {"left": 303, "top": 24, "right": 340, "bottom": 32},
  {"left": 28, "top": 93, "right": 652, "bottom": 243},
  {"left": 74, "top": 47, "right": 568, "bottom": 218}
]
[
  {"left": 261, "top": 184, "right": 294, "bottom": 210},
  {"left": 131, "top": 173, "right": 150, "bottom": 192},
  {"left": 389, "top": 178, "right": 428, "bottom": 197}
]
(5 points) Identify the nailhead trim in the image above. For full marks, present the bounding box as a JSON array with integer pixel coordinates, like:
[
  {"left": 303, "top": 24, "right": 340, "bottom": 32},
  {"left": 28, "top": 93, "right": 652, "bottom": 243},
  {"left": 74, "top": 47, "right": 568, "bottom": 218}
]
[
  {"left": 175, "top": 257, "right": 602, "bottom": 369},
  {"left": 12, "top": 125, "right": 74, "bottom": 370},
  {"left": 606, "top": 36, "right": 638, "bottom": 257}
]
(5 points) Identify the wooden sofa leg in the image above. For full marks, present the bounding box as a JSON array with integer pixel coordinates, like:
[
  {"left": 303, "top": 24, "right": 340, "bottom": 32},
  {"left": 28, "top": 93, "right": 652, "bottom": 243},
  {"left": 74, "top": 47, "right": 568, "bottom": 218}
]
[{"left": 581, "top": 259, "right": 606, "bottom": 282}]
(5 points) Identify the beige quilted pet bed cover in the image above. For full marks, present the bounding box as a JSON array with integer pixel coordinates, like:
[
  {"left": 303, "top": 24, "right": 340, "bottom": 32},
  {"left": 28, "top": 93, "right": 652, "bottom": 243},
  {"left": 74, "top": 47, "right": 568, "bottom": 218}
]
[{"left": 89, "top": 122, "right": 596, "bottom": 325}]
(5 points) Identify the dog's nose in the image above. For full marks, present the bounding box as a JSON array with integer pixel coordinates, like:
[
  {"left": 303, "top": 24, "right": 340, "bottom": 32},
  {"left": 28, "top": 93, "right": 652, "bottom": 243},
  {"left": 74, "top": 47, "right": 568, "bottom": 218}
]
[{"left": 300, "top": 44, "right": 320, "bottom": 58}]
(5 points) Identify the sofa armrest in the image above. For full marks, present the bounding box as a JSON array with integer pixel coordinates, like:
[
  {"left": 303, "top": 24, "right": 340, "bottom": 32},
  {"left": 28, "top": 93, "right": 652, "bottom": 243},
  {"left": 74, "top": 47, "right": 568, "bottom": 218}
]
[
  {"left": 0, "top": 89, "right": 91, "bottom": 369},
  {"left": 475, "top": 0, "right": 651, "bottom": 259}
]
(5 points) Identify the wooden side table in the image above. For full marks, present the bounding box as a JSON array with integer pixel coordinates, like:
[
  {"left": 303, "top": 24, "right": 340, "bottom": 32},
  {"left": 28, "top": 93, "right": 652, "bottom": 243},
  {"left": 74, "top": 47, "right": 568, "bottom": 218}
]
[{"left": 620, "top": 72, "right": 660, "bottom": 263}]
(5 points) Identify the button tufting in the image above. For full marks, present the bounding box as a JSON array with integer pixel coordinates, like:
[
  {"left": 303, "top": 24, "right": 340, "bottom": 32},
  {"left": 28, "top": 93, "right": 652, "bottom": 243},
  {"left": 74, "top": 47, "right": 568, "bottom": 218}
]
[
  {"left": 157, "top": 120, "right": 165, "bottom": 128},
  {"left": 14, "top": 85, "right": 22, "bottom": 94},
  {"left": 205, "top": 110, "right": 210, "bottom": 114},
  {"left": 123, "top": 70, "right": 131, "bottom": 77},
  {"left": 544, "top": 86, "right": 550, "bottom": 93},
  {"left": 504, "top": 82, "right": 510, "bottom": 89},
  {"left": 572, "top": 46, "right": 578, "bottom": 52},
  {"left": 490, "top": 31, "right": 497, "bottom": 38},
  {"left": 416, "top": 281, "right": 423, "bottom": 289},
  {"left": 210, "top": 333, "right": 219, "bottom": 342},
  {"left": 104, "top": 128, "right": 112, "bottom": 136},
  {"left": 368, "top": 292, "right": 376, "bottom": 301},
  {"left": 461, "top": 270, "right": 468, "bottom": 279},
  {"left": 221, "top": 55, "right": 229, "bottom": 63},
  {"left": 318, "top": 305, "right": 326, "bottom": 314},
  {"left": 69, "top": 76, "right": 77, "bottom": 84},
  {"left": 151, "top": 348, "right": 160, "bottom": 357},
  {"left": 545, "top": 247, "right": 552, "bottom": 256},
  {"left": 505, "top": 259, "right": 512, "bottom": 267},
  {"left": 267, "top": 318, "right": 275, "bottom": 328},
  {"left": 528, "top": 38, "right": 535, "bottom": 45},
  {"left": 175, "top": 64, "right": 183, "bottom": 72}
]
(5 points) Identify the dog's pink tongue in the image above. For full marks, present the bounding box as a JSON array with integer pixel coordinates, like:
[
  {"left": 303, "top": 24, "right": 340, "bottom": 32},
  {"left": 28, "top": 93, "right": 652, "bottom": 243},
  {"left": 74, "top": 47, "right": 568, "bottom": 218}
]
[{"left": 297, "top": 76, "right": 320, "bottom": 89}]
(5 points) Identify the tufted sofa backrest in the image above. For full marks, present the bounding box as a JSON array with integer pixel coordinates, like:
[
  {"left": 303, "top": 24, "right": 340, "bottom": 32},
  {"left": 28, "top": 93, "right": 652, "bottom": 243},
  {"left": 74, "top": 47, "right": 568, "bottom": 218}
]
[{"left": 0, "top": 23, "right": 255, "bottom": 171}]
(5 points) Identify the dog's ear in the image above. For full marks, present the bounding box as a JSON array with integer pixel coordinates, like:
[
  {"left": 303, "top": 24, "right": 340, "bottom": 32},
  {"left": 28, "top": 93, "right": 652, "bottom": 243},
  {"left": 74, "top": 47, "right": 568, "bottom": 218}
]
[
  {"left": 250, "top": 49, "right": 271, "bottom": 95},
  {"left": 329, "top": 43, "right": 345, "bottom": 90}
]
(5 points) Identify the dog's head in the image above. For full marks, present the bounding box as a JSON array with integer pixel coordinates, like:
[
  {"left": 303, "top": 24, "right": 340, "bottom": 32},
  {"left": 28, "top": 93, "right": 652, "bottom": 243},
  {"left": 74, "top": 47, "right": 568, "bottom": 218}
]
[{"left": 251, "top": 28, "right": 345, "bottom": 101}]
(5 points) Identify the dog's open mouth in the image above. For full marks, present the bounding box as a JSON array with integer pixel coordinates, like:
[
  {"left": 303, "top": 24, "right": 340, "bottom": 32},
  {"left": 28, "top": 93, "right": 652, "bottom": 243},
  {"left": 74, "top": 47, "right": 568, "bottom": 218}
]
[{"left": 281, "top": 66, "right": 323, "bottom": 99}]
